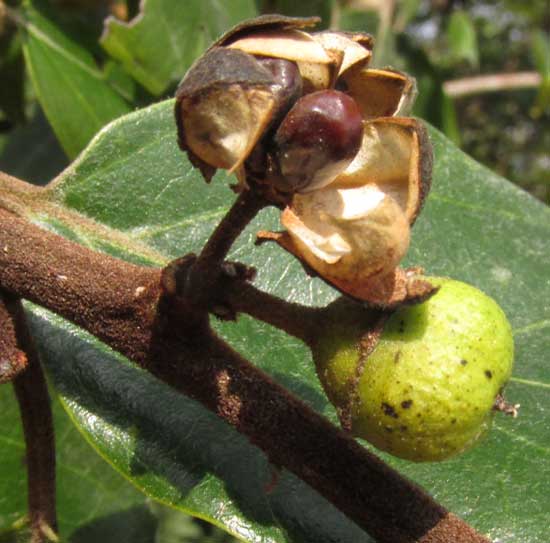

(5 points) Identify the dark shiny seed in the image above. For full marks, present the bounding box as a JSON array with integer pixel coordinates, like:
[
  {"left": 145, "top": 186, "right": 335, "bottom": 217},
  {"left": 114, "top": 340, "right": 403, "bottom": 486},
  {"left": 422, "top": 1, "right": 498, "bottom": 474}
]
[
  {"left": 273, "top": 90, "right": 363, "bottom": 192},
  {"left": 256, "top": 57, "right": 303, "bottom": 123}
]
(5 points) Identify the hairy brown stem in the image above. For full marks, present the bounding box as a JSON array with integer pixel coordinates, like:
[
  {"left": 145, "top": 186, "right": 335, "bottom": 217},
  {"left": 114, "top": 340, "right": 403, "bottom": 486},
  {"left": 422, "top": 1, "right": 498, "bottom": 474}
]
[
  {"left": 1, "top": 292, "right": 57, "bottom": 542},
  {"left": 215, "top": 276, "right": 322, "bottom": 345},
  {"left": 1, "top": 292, "right": 28, "bottom": 383},
  {"left": 186, "top": 189, "right": 267, "bottom": 311},
  {"left": 0, "top": 205, "right": 490, "bottom": 543}
]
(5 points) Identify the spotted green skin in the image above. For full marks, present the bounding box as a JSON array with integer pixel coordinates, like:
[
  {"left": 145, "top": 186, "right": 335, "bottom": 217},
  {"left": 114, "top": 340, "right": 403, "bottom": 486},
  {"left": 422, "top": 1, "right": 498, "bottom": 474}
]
[{"left": 314, "top": 278, "right": 514, "bottom": 462}]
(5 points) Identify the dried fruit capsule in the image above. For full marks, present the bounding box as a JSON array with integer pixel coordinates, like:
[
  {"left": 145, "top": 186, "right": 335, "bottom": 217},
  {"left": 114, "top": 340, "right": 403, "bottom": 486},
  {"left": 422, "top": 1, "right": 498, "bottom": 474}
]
[
  {"left": 272, "top": 90, "right": 363, "bottom": 192},
  {"left": 176, "top": 15, "right": 433, "bottom": 308},
  {"left": 313, "top": 277, "right": 514, "bottom": 462},
  {"left": 244, "top": 58, "right": 302, "bottom": 184}
]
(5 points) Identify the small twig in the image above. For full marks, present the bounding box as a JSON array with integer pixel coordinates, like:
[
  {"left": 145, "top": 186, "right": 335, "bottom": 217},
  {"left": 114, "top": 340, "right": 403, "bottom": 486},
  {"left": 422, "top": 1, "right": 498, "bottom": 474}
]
[
  {"left": 1, "top": 1, "right": 24, "bottom": 28},
  {"left": 195, "top": 190, "right": 265, "bottom": 270},
  {"left": 1, "top": 292, "right": 58, "bottom": 543},
  {"left": 371, "top": 0, "right": 396, "bottom": 66},
  {"left": 329, "top": 0, "right": 342, "bottom": 29},
  {"left": 185, "top": 189, "right": 267, "bottom": 311},
  {"left": 443, "top": 72, "right": 542, "bottom": 98},
  {"left": 217, "top": 275, "right": 322, "bottom": 345},
  {"left": 0, "top": 292, "right": 28, "bottom": 383}
]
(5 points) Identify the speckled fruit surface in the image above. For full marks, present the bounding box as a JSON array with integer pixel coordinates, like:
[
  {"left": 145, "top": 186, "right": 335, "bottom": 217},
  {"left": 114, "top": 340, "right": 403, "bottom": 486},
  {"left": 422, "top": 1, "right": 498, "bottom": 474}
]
[{"left": 314, "top": 277, "right": 514, "bottom": 461}]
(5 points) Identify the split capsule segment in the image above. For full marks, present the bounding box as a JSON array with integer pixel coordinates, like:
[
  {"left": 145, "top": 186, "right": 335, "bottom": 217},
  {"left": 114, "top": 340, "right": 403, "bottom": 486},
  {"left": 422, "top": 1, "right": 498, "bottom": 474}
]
[{"left": 175, "top": 15, "right": 433, "bottom": 307}]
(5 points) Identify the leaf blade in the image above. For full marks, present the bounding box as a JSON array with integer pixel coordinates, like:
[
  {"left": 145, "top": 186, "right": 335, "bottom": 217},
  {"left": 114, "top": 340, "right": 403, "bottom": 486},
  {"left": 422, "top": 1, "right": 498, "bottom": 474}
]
[
  {"left": 447, "top": 10, "right": 479, "bottom": 68},
  {"left": 21, "top": 0, "right": 132, "bottom": 158}
]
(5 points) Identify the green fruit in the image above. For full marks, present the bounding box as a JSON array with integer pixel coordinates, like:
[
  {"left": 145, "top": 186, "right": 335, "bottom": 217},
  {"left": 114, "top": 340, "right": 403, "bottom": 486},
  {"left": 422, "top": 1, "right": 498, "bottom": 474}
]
[{"left": 313, "top": 277, "right": 514, "bottom": 462}]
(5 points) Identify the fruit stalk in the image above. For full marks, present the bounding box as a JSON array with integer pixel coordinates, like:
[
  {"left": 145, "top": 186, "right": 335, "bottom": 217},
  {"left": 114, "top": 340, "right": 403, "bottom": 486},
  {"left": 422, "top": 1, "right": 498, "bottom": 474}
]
[
  {"left": 218, "top": 278, "right": 323, "bottom": 343},
  {"left": 185, "top": 189, "right": 267, "bottom": 313}
]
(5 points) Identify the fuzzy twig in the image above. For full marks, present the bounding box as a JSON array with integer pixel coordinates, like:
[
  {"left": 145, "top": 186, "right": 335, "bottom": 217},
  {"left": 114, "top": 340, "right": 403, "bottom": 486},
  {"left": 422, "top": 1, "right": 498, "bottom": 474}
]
[
  {"left": 1, "top": 292, "right": 57, "bottom": 542},
  {"left": 211, "top": 273, "right": 322, "bottom": 345},
  {"left": 1, "top": 292, "right": 28, "bottom": 383},
  {"left": 185, "top": 189, "right": 267, "bottom": 313}
]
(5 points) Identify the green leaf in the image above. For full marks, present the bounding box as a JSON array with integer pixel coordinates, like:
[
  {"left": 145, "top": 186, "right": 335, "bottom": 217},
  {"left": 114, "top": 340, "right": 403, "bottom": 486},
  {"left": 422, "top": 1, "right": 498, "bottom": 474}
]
[
  {"left": 531, "top": 30, "right": 550, "bottom": 115},
  {"left": 531, "top": 30, "right": 550, "bottom": 80},
  {"left": 0, "top": 380, "right": 153, "bottom": 541},
  {"left": 100, "top": 0, "right": 258, "bottom": 96},
  {"left": 447, "top": 10, "right": 479, "bottom": 68},
  {"left": 19, "top": 0, "right": 132, "bottom": 158},
  {"left": 5, "top": 99, "right": 550, "bottom": 542}
]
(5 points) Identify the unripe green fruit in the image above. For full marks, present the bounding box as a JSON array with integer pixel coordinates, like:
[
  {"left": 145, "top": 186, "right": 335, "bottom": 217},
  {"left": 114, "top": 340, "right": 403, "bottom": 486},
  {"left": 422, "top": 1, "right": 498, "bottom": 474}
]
[{"left": 313, "top": 277, "right": 514, "bottom": 462}]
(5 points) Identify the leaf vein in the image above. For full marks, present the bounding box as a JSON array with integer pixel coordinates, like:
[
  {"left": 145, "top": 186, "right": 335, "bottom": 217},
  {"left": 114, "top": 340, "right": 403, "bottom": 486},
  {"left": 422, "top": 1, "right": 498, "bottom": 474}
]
[
  {"left": 513, "top": 318, "right": 550, "bottom": 336},
  {"left": 429, "top": 193, "right": 548, "bottom": 227},
  {"left": 25, "top": 21, "right": 104, "bottom": 79},
  {"left": 52, "top": 132, "right": 174, "bottom": 194},
  {"left": 510, "top": 377, "right": 550, "bottom": 390},
  {"left": 132, "top": 205, "right": 229, "bottom": 239},
  {"left": 493, "top": 423, "right": 550, "bottom": 455}
]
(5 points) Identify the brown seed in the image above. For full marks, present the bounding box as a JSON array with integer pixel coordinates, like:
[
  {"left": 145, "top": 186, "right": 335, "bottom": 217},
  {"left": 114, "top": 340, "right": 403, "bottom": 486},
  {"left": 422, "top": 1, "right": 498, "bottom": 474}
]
[{"left": 272, "top": 90, "right": 363, "bottom": 192}]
